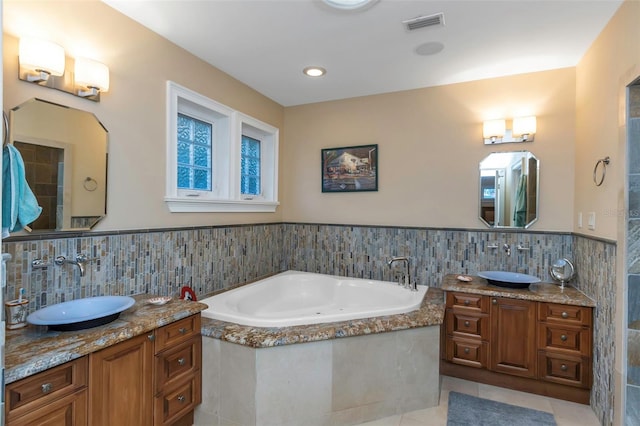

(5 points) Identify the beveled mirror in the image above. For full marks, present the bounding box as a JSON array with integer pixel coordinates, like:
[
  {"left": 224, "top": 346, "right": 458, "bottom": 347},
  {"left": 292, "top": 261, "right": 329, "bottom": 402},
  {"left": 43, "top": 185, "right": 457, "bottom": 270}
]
[
  {"left": 479, "top": 151, "right": 539, "bottom": 228},
  {"left": 9, "top": 98, "right": 108, "bottom": 232}
]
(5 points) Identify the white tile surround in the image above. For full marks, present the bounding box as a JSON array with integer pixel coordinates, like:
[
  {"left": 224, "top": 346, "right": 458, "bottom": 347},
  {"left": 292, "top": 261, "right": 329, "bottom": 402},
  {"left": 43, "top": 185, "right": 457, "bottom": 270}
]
[{"left": 194, "top": 326, "right": 441, "bottom": 426}]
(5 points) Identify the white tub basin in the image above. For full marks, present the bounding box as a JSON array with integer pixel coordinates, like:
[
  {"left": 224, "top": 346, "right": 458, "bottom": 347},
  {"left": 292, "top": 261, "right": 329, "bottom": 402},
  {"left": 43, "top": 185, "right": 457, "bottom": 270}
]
[
  {"left": 27, "top": 296, "right": 135, "bottom": 331},
  {"left": 478, "top": 271, "right": 541, "bottom": 289}
]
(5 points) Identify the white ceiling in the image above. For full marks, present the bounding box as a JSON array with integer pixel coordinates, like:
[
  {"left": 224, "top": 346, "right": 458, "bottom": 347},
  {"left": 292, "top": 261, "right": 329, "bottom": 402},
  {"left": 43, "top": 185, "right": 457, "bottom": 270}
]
[{"left": 104, "top": 1, "right": 621, "bottom": 106}]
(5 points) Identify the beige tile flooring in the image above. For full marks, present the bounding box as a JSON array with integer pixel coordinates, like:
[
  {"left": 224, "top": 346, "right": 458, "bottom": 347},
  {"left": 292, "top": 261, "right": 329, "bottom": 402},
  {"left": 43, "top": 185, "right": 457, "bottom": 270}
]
[{"left": 358, "top": 376, "right": 601, "bottom": 426}]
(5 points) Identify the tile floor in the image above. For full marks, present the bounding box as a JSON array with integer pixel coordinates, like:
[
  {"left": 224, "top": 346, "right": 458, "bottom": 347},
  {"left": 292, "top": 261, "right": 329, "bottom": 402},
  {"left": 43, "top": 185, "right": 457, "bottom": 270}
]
[{"left": 358, "top": 376, "right": 601, "bottom": 426}]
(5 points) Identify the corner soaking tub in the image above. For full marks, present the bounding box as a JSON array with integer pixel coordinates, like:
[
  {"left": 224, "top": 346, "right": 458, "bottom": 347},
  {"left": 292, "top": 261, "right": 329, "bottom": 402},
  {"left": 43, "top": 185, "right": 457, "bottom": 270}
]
[{"left": 199, "top": 270, "right": 428, "bottom": 327}]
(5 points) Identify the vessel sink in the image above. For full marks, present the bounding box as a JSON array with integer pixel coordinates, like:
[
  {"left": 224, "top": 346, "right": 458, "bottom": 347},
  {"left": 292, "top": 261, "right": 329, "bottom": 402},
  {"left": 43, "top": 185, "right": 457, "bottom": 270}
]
[
  {"left": 27, "top": 296, "right": 136, "bottom": 331},
  {"left": 477, "top": 271, "right": 541, "bottom": 289}
]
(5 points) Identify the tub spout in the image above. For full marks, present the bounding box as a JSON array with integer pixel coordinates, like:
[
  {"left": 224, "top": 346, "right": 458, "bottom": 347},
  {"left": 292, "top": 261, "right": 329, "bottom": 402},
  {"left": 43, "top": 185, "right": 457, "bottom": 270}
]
[{"left": 387, "top": 256, "right": 416, "bottom": 291}]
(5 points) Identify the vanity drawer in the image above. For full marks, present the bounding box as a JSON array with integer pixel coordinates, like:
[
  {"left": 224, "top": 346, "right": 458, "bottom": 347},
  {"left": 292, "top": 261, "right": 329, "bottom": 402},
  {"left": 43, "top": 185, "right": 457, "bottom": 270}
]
[
  {"left": 154, "top": 314, "right": 201, "bottom": 352},
  {"left": 446, "top": 310, "right": 489, "bottom": 339},
  {"left": 154, "top": 374, "right": 202, "bottom": 426},
  {"left": 538, "top": 352, "right": 590, "bottom": 388},
  {"left": 6, "top": 356, "right": 88, "bottom": 421},
  {"left": 539, "top": 303, "right": 592, "bottom": 327},
  {"left": 538, "top": 324, "right": 591, "bottom": 356},
  {"left": 447, "top": 292, "right": 489, "bottom": 313},
  {"left": 446, "top": 337, "right": 488, "bottom": 369},
  {"left": 155, "top": 337, "right": 201, "bottom": 394}
]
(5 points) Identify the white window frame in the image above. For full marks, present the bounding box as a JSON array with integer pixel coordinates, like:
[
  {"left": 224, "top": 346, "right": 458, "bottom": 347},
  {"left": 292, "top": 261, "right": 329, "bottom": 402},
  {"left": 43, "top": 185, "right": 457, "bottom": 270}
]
[{"left": 165, "top": 81, "right": 279, "bottom": 213}]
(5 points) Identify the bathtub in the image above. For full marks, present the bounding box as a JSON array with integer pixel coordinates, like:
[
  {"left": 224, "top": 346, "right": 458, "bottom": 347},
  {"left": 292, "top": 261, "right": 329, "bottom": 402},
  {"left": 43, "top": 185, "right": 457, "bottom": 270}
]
[{"left": 200, "top": 270, "right": 428, "bottom": 327}]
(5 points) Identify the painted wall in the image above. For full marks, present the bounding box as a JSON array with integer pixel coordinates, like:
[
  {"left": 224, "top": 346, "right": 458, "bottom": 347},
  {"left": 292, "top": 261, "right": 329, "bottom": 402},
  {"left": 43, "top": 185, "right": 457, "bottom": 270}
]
[
  {"left": 282, "top": 69, "right": 576, "bottom": 231},
  {"left": 3, "top": 0, "right": 285, "bottom": 232},
  {"left": 574, "top": 1, "right": 640, "bottom": 423}
]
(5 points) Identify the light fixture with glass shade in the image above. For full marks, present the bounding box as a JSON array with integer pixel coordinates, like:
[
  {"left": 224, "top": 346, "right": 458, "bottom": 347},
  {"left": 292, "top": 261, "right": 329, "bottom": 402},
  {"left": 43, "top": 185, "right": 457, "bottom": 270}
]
[
  {"left": 322, "top": 0, "right": 378, "bottom": 10},
  {"left": 483, "top": 116, "right": 536, "bottom": 144},
  {"left": 75, "top": 57, "right": 110, "bottom": 99},
  {"left": 18, "top": 37, "right": 65, "bottom": 83}
]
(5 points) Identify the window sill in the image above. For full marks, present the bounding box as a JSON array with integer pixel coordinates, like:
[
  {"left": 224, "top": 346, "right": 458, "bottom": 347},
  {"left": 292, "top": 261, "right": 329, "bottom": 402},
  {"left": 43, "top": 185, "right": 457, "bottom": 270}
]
[{"left": 164, "top": 197, "right": 279, "bottom": 213}]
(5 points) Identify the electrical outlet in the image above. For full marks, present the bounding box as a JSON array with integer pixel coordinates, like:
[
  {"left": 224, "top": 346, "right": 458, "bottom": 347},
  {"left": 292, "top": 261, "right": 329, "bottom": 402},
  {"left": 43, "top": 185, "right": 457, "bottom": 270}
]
[
  {"left": 578, "top": 212, "right": 583, "bottom": 228},
  {"left": 588, "top": 212, "right": 596, "bottom": 230}
]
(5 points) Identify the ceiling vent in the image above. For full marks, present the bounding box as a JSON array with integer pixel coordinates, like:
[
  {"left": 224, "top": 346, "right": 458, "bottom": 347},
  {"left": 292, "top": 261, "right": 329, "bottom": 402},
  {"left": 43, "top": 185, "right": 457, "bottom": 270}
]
[{"left": 402, "top": 12, "right": 445, "bottom": 31}]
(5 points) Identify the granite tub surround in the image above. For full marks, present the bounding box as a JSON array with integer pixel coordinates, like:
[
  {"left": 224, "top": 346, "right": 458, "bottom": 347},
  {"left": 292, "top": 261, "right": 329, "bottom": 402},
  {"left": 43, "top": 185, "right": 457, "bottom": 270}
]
[
  {"left": 200, "top": 286, "right": 444, "bottom": 348},
  {"left": 5, "top": 294, "right": 207, "bottom": 384},
  {"left": 441, "top": 274, "right": 596, "bottom": 306}
]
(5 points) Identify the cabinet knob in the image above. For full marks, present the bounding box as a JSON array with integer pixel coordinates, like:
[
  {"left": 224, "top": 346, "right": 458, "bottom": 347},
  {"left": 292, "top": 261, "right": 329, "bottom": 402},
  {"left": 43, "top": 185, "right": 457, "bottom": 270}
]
[
  {"left": 560, "top": 364, "right": 568, "bottom": 371},
  {"left": 464, "top": 321, "right": 470, "bottom": 327},
  {"left": 464, "top": 348, "right": 470, "bottom": 354},
  {"left": 147, "top": 334, "right": 155, "bottom": 341},
  {"left": 179, "top": 327, "right": 188, "bottom": 334},
  {"left": 464, "top": 300, "right": 470, "bottom": 306},
  {"left": 560, "top": 334, "right": 568, "bottom": 342},
  {"left": 492, "top": 299, "right": 497, "bottom": 305},
  {"left": 178, "top": 357, "right": 186, "bottom": 366},
  {"left": 177, "top": 395, "right": 186, "bottom": 403},
  {"left": 41, "top": 383, "right": 53, "bottom": 394},
  {"left": 561, "top": 311, "right": 569, "bottom": 319}
]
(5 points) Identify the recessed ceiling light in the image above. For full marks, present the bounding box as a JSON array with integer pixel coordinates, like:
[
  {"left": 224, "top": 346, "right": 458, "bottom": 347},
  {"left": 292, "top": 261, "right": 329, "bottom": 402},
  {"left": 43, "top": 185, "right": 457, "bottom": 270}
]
[
  {"left": 322, "top": 0, "right": 378, "bottom": 11},
  {"left": 415, "top": 42, "right": 445, "bottom": 56},
  {"left": 303, "top": 66, "right": 326, "bottom": 77}
]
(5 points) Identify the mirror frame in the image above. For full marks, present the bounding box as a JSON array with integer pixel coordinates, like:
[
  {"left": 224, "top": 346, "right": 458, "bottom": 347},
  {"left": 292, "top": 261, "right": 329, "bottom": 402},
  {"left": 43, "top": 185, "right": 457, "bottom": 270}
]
[{"left": 478, "top": 151, "right": 539, "bottom": 229}]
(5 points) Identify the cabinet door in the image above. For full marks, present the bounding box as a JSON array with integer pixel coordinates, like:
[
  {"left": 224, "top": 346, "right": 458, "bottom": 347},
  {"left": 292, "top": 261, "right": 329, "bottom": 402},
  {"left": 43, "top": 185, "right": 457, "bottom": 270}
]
[
  {"left": 89, "top": 333, "right": 154, "bottom": 426},
  {"left": 489, "top": 297, "right": 537, "bottom": 378}
]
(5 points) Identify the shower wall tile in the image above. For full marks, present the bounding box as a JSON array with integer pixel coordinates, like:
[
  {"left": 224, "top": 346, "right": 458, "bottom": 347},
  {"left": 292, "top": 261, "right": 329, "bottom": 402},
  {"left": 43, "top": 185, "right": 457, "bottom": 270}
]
[{"left": 628, "top": 330, "right": 640, "bottom": 387}]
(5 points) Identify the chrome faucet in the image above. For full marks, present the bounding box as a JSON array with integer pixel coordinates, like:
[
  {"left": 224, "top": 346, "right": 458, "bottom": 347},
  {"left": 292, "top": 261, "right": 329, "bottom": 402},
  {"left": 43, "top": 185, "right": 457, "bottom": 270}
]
[
  {"left": 503, "top": 243, "right": 511, "bottom": 257},
  {"left": 387, "top": 256, "right": 417, "bottom": 291},
  {"left": 55, "top": 254, "right": 90, "bottom": 277}
]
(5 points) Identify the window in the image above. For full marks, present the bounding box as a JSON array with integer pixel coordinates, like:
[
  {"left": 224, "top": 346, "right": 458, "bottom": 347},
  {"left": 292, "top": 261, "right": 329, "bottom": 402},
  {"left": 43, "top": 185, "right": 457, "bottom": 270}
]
[{"left": 165, "top": 81, "right": 279, "bottom": 212}]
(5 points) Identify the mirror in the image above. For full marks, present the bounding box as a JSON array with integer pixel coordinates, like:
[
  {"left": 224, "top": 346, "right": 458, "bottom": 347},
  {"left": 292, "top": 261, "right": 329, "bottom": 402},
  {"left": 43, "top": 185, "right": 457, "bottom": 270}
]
[
  {"left": 479, "top": 151, "right": 538, "bottom": 228},
  {"left": 9, "top": 98, "right": 108, "bottom": 232}
]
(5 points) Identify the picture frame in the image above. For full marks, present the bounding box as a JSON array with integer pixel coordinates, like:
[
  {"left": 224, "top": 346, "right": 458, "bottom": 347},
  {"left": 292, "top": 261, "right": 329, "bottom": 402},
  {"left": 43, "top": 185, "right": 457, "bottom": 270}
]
[{"left": 321, "top": 144, "right": 378, "bottom": 193}]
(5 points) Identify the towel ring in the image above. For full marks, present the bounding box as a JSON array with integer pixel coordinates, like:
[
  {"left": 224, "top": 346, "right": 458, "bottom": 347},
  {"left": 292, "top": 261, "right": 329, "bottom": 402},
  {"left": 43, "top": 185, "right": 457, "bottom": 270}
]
[
  {"left": 83, "top": 177, "right": 98, "bottom": 192},
  {"left": 2, "top": 111, "right": 8, "bottom": 147},
  {"left": 593, "top": 156, "right": 610, "bottom": 187}
]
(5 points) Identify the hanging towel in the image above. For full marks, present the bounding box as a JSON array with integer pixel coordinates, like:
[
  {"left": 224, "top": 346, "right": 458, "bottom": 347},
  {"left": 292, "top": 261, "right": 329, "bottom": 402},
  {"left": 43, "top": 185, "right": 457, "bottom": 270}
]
[
  {"left": 2, "top": 145, "right": 42, "bottom": 237},
  {"left": 513, "top": 174, "right": 527, "bottom": 227}
]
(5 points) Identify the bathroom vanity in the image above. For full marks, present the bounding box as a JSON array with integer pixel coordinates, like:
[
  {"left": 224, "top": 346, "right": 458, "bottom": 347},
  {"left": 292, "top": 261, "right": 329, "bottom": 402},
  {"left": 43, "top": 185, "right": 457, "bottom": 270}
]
[
  {"left": 440, "top": 274, "right": 595, "bottom": 404},
  {"left": 4, "top": 296, "right": 206, "bottom": 426}
]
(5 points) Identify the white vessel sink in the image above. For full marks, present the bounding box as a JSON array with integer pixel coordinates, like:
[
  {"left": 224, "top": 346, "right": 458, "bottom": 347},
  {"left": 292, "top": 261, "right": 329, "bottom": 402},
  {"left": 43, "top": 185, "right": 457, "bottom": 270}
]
[
  {"left": 27, "top": 296, "right": 136, "bottom": 331},
  {"left": 477, "top": 271, "right": 541, "bottom": 289}
]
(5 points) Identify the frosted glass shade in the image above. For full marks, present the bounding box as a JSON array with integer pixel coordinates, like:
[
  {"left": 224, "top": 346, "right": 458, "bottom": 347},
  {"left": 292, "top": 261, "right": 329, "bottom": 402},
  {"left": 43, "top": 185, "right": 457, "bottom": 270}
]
[
  {"left": 483, "top": 119, "right": 506, "bottom": 139},
  {"left": 19, "top": 38, "right": 65, "bottom": 77},
  {"left": 75, "top": 57, "right": 110, "bottom": 92},
  {"left": 513, "top": 116, "right": 537, "bottom": 136}
]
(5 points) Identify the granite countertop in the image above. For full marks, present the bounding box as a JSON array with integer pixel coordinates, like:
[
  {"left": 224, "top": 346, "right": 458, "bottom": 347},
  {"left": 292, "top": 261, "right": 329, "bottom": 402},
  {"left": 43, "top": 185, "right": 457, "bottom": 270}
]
[
  {"left": 200, "top": 286, "right": 445, "bottom": 348},
  {"left": 441, "top": 274, "right": 595, "bottom": 307},
  {"left": 5, "top": 295, "right": 208, "bottom": 384}
]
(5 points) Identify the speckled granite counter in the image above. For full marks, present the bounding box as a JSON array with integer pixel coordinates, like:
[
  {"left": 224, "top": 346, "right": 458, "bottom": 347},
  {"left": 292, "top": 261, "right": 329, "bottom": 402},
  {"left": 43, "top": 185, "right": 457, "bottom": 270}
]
[
  {"left": 200, "top": 286, "right": 445, "bottom": 348},
  {"left": 441, "top": 274, "right": 595, "bottom": 307},
  {"left": 5, "top": 295, "right": 207, "bottom": 384}
]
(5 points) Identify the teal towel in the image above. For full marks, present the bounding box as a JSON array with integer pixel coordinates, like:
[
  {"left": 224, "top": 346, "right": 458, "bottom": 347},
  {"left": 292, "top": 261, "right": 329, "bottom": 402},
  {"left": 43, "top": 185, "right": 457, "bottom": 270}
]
[
  {"left": 2, "top": 145, "right": 42, "bottom": 237},
  {"left": 513, "top": 174, "right": 527, "bottom": 227}
]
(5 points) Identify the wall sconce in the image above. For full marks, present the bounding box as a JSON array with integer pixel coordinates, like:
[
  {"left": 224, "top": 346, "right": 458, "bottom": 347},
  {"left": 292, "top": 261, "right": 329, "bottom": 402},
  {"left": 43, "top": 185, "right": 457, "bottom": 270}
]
[
  {"left": 483, "top": 116, "right": 536, "bottom": 144},
  {"left": 18, "top": 37, "right": 109, "bottom": 102}
]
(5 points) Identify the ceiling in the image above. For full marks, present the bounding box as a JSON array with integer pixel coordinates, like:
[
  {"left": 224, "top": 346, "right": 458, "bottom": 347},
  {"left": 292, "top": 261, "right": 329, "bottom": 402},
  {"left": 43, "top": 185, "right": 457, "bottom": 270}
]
[{"left": 50, "top": 1, "right": 633, "bottom": 106}]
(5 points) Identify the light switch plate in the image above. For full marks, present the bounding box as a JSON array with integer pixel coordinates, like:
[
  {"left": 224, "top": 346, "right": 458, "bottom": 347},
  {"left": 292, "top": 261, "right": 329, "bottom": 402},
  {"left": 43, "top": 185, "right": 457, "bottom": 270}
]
[
  {"left": 578, "top": 212, "right": 583, "bottom": 228},
  {"left": 588, "top": 212, "right": 596, "bottom": 230}
]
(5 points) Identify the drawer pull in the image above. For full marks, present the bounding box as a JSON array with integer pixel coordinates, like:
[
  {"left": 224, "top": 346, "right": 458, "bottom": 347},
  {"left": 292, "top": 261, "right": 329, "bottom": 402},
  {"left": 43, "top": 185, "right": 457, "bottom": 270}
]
[
  {"left": 560, "top": 334, "right": 568, "bottom": 341},
  {"left": 148, "top": 334, "right": 155, "bottom": 341},
  {"left": 463, "top": 300, "right": 470, "bottom": 306},
  {"left": 560, "top": 364, "right": 568, "bottom": 371},
  {"left": 177, "top": 395, "right": 186, "bottom": 403},
  {"left": 178, "top": 357, "right": 186, "bottom": 366},
  {"left": 464, "top": 321, "right": 470, "bottom": 327},
  {"left": 561, "top": 311, "right": 569, "bottom": 319},
  {"left": 464, "top": 348, "right": 470, "bottom": 354},
  {"left": 41, "top": 383, "right": 53, "bottom": 394},
  {"left": 178, "top": 327, "right": 188, "bottom": 334},
  {"left": 492, "top": 299, "right": 497, "bottom": 305}
]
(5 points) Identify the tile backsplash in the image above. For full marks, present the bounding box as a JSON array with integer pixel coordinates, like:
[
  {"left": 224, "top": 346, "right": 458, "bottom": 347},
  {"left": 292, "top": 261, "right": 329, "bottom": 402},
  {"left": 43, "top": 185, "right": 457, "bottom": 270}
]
[{"left": 2, "top": 222, "right": 616, "bottom": 424}]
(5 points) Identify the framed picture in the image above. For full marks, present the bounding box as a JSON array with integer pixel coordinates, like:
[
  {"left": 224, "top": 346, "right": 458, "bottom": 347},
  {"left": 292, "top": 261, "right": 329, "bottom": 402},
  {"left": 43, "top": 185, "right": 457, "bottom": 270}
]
[{"left": 321, "top": 144, "right": 378, "bottom": 193}]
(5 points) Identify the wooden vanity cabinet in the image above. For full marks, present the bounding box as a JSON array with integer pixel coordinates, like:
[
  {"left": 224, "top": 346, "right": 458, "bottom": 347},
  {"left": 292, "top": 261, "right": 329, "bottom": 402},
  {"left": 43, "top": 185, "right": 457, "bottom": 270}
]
[
  {"left": 442, "top": 291, "right": 593, "bottom": 403},
  {"left": 5, "top": 356, "right": 88, "bottom": 426}
]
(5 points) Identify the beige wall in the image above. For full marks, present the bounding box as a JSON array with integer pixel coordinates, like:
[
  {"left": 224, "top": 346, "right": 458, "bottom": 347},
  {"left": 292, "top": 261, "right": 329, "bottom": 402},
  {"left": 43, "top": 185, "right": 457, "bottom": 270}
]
[
  {"left": 575, "top": 0, "right": 640, "bottom": 423},
  {"left": 283, "top": 69, "right": 576, "bottom": 231},
  {"left": 3, "top": 0, "right": 285, "bottom": 232}
]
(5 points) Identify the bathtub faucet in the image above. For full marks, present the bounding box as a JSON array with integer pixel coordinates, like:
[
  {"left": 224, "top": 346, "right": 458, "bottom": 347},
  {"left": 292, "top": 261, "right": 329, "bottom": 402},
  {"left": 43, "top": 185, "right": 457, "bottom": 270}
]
[{"left": 387, "top": 256, "right": 417, "bottom": 291}]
